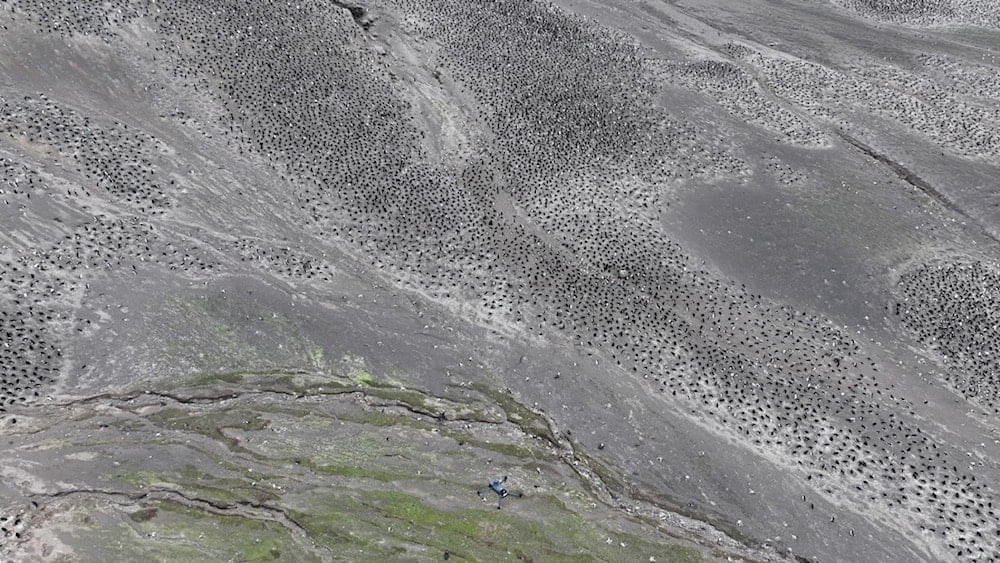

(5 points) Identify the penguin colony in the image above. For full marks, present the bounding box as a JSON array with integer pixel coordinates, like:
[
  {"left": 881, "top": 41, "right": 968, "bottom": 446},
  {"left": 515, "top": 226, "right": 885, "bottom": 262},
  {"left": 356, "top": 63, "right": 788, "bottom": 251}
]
[
  {"left": 0, "top": 85, "right": 219, "bottom": 410},
  {"left": 918, "top": 54, "right": 1000, "bottom": 121},
  {"left": 835, "top": 0, "right": 1000, "bottom": 27},
  {"left": 0, "top": 200, "right": 219, "bottom": 411},
  {"left": 760, "top": 154, "right": 809, "bottom": 187},
  {"left": 657, "top": 59, "right": 829, "bottom": 148},
  {"left": 720, "top": 47, "right": 1000, "bottom": 160},
  {"left": 896, "top": 261, "right": 1000, "bottom": 411},
  {"left": 654, "top": 42, "right": 1000, "bottom": 162},
  {"left": 0, "top": 510, "right": 26, "bottom": 549},
  {"left": 0, "top": 96, "right": 173, "bottom": 213},
  {"left": 228, "top": 238, "right": 338, "bottom": 283},
  {"left": 1, "top": 0, "right": 998, "bottom": 559}
]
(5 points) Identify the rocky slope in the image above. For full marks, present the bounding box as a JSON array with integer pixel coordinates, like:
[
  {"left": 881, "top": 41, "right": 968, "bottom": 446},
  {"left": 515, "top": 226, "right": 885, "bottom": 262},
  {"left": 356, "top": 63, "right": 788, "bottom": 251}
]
[{"left": 2, "top": 0, "right": 1000, "bottom": 561}]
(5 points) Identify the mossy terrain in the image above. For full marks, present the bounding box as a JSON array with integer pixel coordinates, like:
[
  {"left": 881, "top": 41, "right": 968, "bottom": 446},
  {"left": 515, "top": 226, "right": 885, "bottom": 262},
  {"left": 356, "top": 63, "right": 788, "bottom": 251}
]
[
  {"left": 342, "top": 354, "right": 397, "bottom": 389},
  {"left": 111, "top": 500, "right": 320, "bottom": 563},
  {"left": 109, "top": 466, "right": 280, "bottom": 506},
  {"left": 10, "top": 366, "right": 718, "bottom": 562},
  {"left": 467, "top": 383, "right": 558, "bottom": 444},
  {"left": 291, "top": 489, "right": 707, "bottom": 562}
]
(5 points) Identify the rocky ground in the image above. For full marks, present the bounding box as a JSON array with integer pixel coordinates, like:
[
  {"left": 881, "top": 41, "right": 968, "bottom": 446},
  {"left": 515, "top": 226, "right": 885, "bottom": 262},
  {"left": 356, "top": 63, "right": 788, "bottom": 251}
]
[{"left": 1, "top": 0, "right": 1000, "bottom": 561}]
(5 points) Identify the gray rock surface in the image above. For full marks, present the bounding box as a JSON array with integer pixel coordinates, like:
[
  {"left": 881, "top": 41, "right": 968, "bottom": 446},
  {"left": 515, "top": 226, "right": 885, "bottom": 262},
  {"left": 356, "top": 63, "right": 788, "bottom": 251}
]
[{"left": 2, "top": 0, "right": 1000, "bottom": 561}]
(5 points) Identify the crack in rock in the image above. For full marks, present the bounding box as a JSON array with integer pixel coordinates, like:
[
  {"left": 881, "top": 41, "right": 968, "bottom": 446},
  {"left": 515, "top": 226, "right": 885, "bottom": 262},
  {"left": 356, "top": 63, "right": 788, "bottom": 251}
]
[
  {"left": 12, "top": 380, "right": 779, "bottom": 561},
  {"left": 23, "top": 487, "right": 331, "bottom": 562},
  {"left": 835, "top": 130, "right": 986, "bottom": 229},
  {"left": 331, "top": 1, "right": 375, "bottom": 31}
]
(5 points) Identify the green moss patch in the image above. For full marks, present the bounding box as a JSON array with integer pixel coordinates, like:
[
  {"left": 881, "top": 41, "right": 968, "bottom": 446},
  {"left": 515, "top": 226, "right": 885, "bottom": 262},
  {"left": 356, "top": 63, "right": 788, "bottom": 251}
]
[
  {"left": 125, "top": 500, "right": 318, "bottom": 562},
  {"left": 290, "top": 488, "right": 707, "bottom": 562},
  {"left": 468, "top": 383, "right": 558, "bottom": 444},
  {"left": 145, "top": 407, "right": 268, "bottom": 450}
]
